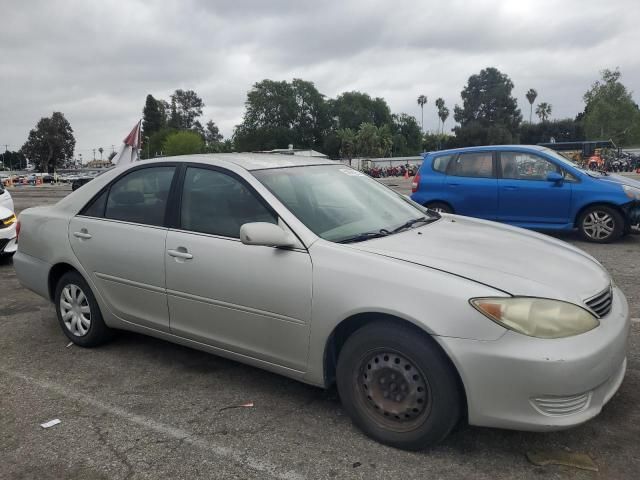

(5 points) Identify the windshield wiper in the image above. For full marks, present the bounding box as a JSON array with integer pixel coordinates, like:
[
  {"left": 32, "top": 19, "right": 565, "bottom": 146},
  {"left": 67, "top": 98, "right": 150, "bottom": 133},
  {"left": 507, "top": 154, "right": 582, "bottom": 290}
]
[
  {"left": 389, "top": 215, "right": 438, "bottom": 234},
  {"left": 337, "top": 231, "right": 389, "bottom": 244}
]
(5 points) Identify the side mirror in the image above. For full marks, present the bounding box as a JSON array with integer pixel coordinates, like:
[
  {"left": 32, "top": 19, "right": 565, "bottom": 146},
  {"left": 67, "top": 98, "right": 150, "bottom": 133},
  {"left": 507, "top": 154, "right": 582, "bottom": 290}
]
[
  {"left": 240, "top": 222, "right": 296, "bottom": 248},
  {"left": 546, "top": 171, "right": 564, "bottom": 183}
]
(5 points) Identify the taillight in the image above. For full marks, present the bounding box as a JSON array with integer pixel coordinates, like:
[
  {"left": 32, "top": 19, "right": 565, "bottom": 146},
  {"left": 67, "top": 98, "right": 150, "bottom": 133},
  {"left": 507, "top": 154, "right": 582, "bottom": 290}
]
[{"left": 411, "top": 173, "right": 421, "bottom": 193}]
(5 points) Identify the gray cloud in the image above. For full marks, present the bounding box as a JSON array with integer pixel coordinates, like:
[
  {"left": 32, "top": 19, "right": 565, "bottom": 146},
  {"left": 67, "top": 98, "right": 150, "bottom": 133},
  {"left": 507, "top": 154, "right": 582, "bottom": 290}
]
[{"left": 1, "top": 0, "right": 639, "bottom": 155}]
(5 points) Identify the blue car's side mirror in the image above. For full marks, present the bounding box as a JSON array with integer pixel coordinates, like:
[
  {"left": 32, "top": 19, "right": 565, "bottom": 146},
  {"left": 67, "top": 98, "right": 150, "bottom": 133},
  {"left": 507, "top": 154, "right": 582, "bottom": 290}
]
[{"left": 546, "top": 171, "right": 564, "bottom": 183}]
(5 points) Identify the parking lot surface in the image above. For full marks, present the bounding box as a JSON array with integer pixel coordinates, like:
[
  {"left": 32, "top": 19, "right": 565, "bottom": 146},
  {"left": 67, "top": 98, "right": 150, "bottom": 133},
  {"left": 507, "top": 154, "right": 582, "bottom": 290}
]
[{"left": 1, "top": 184, "right": 639, "bottom": 479}]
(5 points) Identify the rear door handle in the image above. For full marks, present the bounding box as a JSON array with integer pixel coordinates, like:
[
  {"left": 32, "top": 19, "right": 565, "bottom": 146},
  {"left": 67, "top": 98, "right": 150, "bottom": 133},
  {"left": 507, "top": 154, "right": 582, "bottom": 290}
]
[
  {"left": 503, "top": 186, "right": 518, "bottom": 190},
  {"left": 73, "top": 229, "right": 92, "bottom": 240},
  {"left": 167, "top": 248, "right": 193, "bottom": 260}
]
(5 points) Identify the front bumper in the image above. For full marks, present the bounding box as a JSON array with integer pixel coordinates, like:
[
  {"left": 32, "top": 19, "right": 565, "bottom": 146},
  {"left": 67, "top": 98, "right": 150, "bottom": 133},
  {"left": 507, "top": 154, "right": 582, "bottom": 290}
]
[
  {"left": 438, "top": 286, "right": 630, "bottom": 431},
  {"left": 0, "top": 222, "right": 17, "bottom": 254}
]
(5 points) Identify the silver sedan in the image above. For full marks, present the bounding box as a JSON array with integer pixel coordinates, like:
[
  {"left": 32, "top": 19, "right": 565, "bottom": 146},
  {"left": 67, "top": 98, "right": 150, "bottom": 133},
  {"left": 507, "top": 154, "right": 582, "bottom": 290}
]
[{"left": 14, "top": 154, "right": 629, "bottom": 450}]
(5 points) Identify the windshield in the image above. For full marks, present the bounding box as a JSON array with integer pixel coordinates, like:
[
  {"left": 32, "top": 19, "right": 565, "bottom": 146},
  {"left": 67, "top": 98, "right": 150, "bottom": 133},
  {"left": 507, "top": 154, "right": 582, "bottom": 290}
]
[{"left": 253, "top": 165, "right": 437, "bottom": 243}]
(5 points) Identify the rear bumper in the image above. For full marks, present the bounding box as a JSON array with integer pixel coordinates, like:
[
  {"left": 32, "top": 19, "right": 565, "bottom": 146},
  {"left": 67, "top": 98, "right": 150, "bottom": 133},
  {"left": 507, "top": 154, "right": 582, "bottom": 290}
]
[
  {"left": 438, "top": 286, "right": 630, "bottom": 431},
  {"left": 13, "top": 251, "right": 51, "bottom": 299}
]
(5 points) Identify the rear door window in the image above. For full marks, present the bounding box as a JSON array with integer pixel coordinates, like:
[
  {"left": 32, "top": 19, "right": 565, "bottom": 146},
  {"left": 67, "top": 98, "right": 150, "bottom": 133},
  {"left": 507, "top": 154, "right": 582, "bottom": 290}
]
[
  {"left": 448, "top": 152, "right": 494, "bottom": 178},
  {"left": 103, "top": 167, "right": 175, "bottom": 226}
]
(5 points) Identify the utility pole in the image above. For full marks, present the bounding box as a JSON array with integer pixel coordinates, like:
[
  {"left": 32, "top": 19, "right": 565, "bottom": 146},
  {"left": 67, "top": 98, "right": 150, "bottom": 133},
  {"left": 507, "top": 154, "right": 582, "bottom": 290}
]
[
  {"left": 92, "top": 148, "right": 96, "bottom": 161},
  {"left": 2, "top": 144, "right": 7, "bottom": 171}
]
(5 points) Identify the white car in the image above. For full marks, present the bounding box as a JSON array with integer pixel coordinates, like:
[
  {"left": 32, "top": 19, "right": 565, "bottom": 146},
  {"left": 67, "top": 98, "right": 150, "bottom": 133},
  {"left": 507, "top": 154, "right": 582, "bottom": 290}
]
[
  {"left": 0, "top": 184, "right": 14, "bottom": 211},
  {"left": 0, "top": 204, "right": 17, "bottom": 256},
  {"left": 13, "top": 154, "right": 629, "bottom": 450}
]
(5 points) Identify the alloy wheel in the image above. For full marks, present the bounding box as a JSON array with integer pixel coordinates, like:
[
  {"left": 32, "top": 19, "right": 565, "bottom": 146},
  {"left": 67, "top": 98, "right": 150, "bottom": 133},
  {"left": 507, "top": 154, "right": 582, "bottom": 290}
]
[
  {"left": 59, "top": 283, "right": 92, "bottom": 336},
  {"left": 582, "top": 210, "right": 615, "bottom": 241}
]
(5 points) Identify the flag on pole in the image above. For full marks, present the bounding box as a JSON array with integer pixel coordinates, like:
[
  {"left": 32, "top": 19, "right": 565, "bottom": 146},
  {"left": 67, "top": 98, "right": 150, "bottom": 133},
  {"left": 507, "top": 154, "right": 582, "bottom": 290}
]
[{"left": 112, "top": 120, "right": 142, "bottom": 167}]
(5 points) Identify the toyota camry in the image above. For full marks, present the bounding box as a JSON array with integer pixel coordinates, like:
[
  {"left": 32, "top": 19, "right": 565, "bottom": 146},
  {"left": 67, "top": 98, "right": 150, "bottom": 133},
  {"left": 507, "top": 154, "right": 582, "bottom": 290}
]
[{"left": 14, "top": 154, "right": 629, "bottom": 450}]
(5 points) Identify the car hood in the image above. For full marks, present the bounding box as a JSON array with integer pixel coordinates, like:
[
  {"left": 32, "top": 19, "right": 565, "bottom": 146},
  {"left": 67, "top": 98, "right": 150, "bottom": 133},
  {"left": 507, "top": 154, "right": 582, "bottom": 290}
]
[
  {"left": 0, "top": 204, "right": 14, "bottom": 219},
  {"left": 349, "top": 215, "right": 610, "bottom": 303},
  {"left": 591, "top": 173, "right": 640, "bottom": 189}
]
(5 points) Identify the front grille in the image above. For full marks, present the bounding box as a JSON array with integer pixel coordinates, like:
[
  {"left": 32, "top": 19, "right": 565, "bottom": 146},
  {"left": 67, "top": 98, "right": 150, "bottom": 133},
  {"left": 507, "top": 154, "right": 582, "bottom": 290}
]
[
  {"left": 531, "top": 392, "right": 591, "bottom": 416},
  {"left": 585, "top": 286, "right": 613, "bottom": 318}
]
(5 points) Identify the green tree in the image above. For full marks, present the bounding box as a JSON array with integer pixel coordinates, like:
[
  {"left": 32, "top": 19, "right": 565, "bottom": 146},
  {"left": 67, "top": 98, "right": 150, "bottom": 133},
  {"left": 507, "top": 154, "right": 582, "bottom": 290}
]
[
  {"left": 1, "top": 150, "right": 27, "bottom": 170},
  {"left": 417, "top": 94, "right": 427, "bottom": 132},
  {"left": 98, "top": 147, "right": 104, "bottom": 160},
  {"left": 390, "top": 113, "right": 422, "bottom": 155},
  {"left": 434, "top": 98, "right": 444, "bottom": 133},
  {"left": 330, "top": 91, "right": 391, "bottom": 130},
  {"left": 21, "top": 112, "right": 75, "bottom": 173},
  {"left": 163, "top": 130, "right": 205, "bottom": 156},
  {"left": 142, "top": 94, "right": 165, "bottom": 138},
  {"left": 536, "top": 102, "right": 552, "bottom": 122},
  {"left": 234, "top": 78, "right": 331, "bottom": 151},
  {"left": 520, "top": 118, "right": 584, "bottom": 144},
  {"left": 525, "top": 88, "right": 538, "bottom": 123},
  {"left": 355, "top": 123, "right": 392, "bottom": 158},
  {"left": 147, "top": 127, "right": 178, "bottom": 158},
  {"left": 168, "top": 89, "right": 204, "bottom": 129},
  {"left": 336, "top": 128, "right": 356, "bottom": 161},
  {"left": 581, "top": 68, "right": 640, "bottom": 145},
  {"left": 453, "top": 67, "right": 522, "bottom": 145}
]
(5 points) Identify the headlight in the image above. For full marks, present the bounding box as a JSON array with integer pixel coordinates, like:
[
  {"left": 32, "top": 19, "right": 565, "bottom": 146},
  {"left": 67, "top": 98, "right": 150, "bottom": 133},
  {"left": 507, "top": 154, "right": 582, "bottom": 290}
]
[
  {"left": 622, "top": 185, "right": 640, "bottom": 200},
  {"left": 470, "top": 297, "right": 599, "bottom": 339}
]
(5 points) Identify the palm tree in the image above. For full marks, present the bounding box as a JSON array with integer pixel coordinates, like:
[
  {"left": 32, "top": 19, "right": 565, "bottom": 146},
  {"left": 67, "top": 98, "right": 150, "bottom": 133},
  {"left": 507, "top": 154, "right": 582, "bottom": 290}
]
[
  {"left": 439, "top": 106, "right": 450, "bottom": 134},
  {"left": 98, "top": 147, "right": 104, "bottom": 160},
  {"left": 536, "top": 102, "right": 552, "bottom": 122},
  {"left": 525, "top": 88, "right": 538, "bottom": 123},
  {"left": 417, "top": 95, "right": 427, "bottom": 132},
  {"left": 434, "top": 98, "right": 445, "bottom": 133}
]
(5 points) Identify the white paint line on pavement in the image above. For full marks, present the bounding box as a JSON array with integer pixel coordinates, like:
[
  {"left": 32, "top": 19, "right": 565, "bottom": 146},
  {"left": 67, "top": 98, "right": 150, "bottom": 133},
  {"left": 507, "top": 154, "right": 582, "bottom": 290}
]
[{"left": 0, "top": 367, "right": 304, "bottom": 480}]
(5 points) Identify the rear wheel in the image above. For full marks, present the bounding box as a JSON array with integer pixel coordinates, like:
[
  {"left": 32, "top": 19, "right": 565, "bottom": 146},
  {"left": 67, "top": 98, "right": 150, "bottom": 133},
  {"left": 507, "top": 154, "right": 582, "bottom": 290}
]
[
  {"left": 578, "top": 205, "right": 624, "bottom": 243},
  {"left": 425, "top": 202, "right": 453, "bottom": 214},
  {"left": 336, "top": 322, "right": 462, "bottom": 450},
  {"left": 54, "top": 271, "right": 113, "bottom": 347}
]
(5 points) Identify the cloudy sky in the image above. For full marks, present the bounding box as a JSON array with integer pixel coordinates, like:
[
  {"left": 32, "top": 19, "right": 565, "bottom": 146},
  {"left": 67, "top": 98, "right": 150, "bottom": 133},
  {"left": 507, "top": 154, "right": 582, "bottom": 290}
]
[{"left": 1, "top": 0, "right": 639, "bottom": 158}]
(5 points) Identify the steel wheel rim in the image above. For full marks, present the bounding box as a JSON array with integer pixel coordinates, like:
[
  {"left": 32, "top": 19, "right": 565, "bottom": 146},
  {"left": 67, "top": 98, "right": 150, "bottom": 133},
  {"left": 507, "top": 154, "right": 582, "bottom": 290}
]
[
  {"left": 357, "top": 350, "right": 432, "bottom": 432},
  {"left": 60, "top": 283, "right": 91, "bottom": 336},
  {"left": 583, "top": 211, "right": 615, "bottom": 240}
]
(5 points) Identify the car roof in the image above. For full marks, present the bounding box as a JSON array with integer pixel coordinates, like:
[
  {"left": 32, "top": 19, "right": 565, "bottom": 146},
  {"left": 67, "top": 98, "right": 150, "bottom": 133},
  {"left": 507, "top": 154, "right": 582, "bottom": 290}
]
[
  {"left": 425, "top": 145, "right": 547, "bottom": 156},
  {"left": 141, "top": 153, "right": 337, "bottom": 171}
]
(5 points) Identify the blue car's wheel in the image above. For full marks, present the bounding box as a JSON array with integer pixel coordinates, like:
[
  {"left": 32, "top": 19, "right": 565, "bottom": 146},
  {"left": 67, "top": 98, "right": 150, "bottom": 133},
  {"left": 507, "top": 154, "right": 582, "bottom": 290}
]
[{"left": 578, "top": 205, "right": 624, "bottom": 243}]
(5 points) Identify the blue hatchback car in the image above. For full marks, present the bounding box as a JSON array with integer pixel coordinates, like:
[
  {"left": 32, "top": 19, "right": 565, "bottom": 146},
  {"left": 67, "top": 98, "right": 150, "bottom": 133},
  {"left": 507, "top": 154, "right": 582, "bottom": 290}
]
[{"left": 411, "top": 145, "right": 640, "bottom": 243}]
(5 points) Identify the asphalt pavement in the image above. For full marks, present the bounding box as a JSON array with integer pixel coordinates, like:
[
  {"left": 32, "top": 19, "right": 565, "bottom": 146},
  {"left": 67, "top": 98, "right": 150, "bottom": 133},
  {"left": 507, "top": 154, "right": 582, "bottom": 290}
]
[{"left": 1, "top": 184, "right": 639, "bottom": 480}]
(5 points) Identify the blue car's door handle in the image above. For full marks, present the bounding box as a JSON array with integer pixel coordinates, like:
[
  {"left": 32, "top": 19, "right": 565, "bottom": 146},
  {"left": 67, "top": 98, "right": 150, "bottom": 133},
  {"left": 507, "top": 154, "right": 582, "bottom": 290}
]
[
  {"left": 503, "top": 186, "right": 518, "bottom": 190},
  {"left": 447, "top": 183, "right": 460, "bottom": 187}
]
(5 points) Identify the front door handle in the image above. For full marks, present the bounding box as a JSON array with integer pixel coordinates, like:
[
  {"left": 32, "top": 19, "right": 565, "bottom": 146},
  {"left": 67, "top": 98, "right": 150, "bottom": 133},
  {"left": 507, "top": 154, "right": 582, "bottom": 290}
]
[
  {"left": 167, "top": 248, "right": 193, "bottom": 260},
  {"left": 73, "top": 229, "right": 92, "bottom": 240}
]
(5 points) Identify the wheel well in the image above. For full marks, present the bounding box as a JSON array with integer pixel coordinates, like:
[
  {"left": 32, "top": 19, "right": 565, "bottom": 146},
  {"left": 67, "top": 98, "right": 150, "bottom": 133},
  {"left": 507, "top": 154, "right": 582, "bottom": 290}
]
[
  {"left": 423, "top": 200, "right": 454, "bottom": 212},
  {"left": 574, "top": 202, "right": 626, "bottom": 228},
  {"left": 323, "top": 313, "right": 468, "bottom": 415},
  {"left": 48, "top": 263, "right": 78, "bottom": 301}
]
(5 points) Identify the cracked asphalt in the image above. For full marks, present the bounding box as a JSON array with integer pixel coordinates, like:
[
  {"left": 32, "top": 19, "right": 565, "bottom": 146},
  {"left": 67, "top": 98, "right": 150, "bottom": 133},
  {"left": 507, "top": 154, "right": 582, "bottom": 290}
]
[{"left": 1, "top": 183, "right": 639, "bottom": 479}]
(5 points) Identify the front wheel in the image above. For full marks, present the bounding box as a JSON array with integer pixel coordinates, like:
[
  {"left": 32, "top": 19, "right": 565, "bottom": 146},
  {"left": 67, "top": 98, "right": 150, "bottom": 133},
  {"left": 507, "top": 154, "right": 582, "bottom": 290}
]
[
  {"left": 578, "top": 205, "right": 624, "bottom": 243},
  {"left": 336, "top": 322, "right": 462, "bottom": 450}
]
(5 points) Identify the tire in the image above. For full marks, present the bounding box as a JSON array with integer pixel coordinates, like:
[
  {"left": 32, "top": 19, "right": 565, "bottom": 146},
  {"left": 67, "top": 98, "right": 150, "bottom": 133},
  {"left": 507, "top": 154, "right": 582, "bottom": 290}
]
[
  {"left": 577, "top": 205, "right": 624, "bottom": 243},
  {"left": 54, "top": 271, "right": 114, "bottom": 347},
  {"left": 425, "top": 202, "right": 453, "bottom": 214},
  {"left": 336, "top": 321, "right": 462, "bottom": 450}
]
